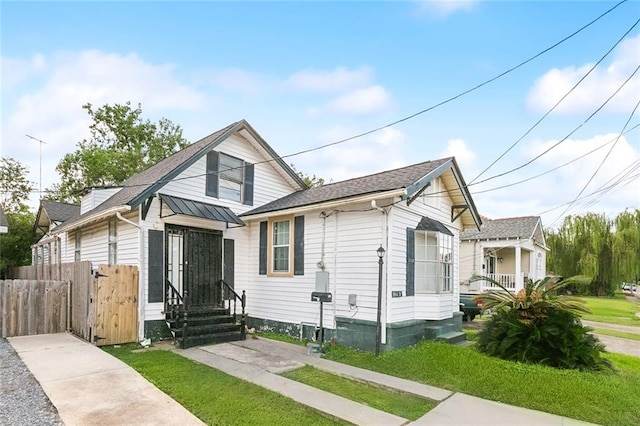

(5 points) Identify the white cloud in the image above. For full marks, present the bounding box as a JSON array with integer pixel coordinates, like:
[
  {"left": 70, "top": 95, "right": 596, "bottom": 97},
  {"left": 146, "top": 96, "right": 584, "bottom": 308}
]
[
  {"left": 200, "top": 67, "right": 273, "bottom": 96},
  {"left": 527, "top": 35, "right": 640, "bottom": 114},
  {"left": 472, "top": 133, "right": 640, "bottom": 227},
  {"left": 288, "top": 66, "right": 373, "bottom": 92},
  {"left": 292, "top": 124, "right": 407, "bottom": 184},
  {"left": 439, "top": 138, "right": 476, "bottom": 170},
  {"left": 320, "top": 85, "right": 392, "bottom": 115},
  {"left": 1, "top": 50, "right": 209, "bottom": 209},
  {"left": 414, "top": 0, "right": 478, "bottom": 19}
]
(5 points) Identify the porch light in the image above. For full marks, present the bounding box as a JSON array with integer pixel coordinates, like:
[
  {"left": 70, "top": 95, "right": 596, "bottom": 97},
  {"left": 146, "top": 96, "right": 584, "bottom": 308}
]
[{"left": 377, "top": 245, "right": 386, "bottom": 259}]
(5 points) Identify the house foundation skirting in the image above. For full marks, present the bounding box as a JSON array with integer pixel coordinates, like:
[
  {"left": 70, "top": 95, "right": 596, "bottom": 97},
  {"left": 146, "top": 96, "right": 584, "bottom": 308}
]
[
  {"left": 247, "top": 313, "right": 463, "bottom": 353},
  {"left": 246, "top": 316, "right": 336, "bottom": 343},
  {"left": 336, "top": 313, "right": 463, "bottom": 352},
  {"left": 144, "top": 319, "right": 173, "bottom": 341}
]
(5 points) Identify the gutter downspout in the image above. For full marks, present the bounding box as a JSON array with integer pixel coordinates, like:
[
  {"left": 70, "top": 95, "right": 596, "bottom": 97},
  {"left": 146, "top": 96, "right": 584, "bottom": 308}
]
[
  {"left": 116, "top": 211, "right": 145, "bottom": 342},
  {"left": 371, "top": 200, "right": 389, "bottom": 345}
]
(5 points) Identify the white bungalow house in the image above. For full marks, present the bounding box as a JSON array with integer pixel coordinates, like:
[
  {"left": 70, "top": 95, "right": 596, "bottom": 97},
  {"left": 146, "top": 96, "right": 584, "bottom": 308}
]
[
  {"left": 32, "top": 200, "right": 80, "bottom": 265},
  {"left": 51, "top": 119, "right": 482, "bottom": 352},
  {"left": 459, "top": 216, "right": 548, "bottom": 294},
  {"left": 0, "top": 205, "right": 8, "bottom": 234}
]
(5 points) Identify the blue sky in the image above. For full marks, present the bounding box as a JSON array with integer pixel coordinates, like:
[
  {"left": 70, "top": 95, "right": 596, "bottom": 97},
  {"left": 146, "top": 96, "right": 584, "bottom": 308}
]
[{"left": 2, "top": 0, "right": 639, "bottom": 229}]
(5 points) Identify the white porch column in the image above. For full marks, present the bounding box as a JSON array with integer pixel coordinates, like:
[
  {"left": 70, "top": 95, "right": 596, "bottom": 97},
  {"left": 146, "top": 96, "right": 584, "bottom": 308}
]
[{"left": 515, "top": 245, "right": 522, "bottom": 292}]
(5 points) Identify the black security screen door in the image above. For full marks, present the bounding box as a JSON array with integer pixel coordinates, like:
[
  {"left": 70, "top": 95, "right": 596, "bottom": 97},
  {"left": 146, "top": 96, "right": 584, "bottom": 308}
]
[{"left": 167, "top": 225, "right": 223, "bottom": 307}]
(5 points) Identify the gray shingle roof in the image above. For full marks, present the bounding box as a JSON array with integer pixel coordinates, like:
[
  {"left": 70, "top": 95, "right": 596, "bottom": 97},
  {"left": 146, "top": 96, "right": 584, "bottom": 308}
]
[
  {"left": 242, "top": 158, "right": 453, "bottom": 216},
  {"left": 41, "top": 200, "right": 80, "bottom": 223},
  {"left": 460, "top": 216, "right": 540, "bottom": 240},
  {"left": 56, "top": 120, "right": 307, "bottom": 232}
]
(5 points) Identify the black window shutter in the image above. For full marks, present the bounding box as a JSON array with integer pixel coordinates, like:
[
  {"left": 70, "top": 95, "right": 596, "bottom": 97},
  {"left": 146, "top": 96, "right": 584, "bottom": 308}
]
[
  {"left": 206, "top": 151, "right": 219, "bottom": 197},
  {"left": 243, "top": 163, "right": 254, "bottom": 206},
  {"left": 224, "top": 239, "right": 235, "bottom": 289},
  {"left": 259, "top": 221, "right": 267, "bottom": 275},
  {"left": 294, "top": 215, "right": 304, "bottom": 275},
  {"left": 406, "top": 228, "right": 415, "bottom": 296},
  {"left": 148, "top": 230, "right": 164, "bottom": 302}
]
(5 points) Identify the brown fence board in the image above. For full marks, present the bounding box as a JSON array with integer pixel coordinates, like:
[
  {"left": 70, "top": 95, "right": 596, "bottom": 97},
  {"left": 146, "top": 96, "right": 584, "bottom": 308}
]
[
  {"left": 94, "top": 265, "right": 139, "bottom": 346},
  {"left": 0, "top": 280, "right": 69, "bottom": 338}
]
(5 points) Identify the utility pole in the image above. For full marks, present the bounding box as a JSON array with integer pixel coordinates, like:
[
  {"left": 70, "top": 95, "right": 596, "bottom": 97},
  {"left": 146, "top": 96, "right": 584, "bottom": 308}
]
[{"left": 26, "top": 134, "right": 46, "bottom": 199}]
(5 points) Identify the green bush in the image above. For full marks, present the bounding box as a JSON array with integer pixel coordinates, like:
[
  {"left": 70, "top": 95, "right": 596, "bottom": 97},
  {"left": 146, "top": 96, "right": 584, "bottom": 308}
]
[{"left": 476, "top": 308, "right": 613, "bottom": 371}]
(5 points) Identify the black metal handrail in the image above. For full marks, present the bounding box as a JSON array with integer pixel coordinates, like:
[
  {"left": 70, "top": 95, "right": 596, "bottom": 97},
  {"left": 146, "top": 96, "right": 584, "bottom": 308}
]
[
  {"left": 219, "top": 280, "right": 246, "bottom": 339},
  {"left": 165, "top": 278, "right": 189, "bottom": 348}
]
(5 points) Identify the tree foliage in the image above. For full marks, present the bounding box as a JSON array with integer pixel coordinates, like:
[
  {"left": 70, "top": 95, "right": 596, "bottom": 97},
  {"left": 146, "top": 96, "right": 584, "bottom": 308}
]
[
  {"left": 0, "top": 157, "right": 35, "bottom": 213},
  {"left": 51, "top": 102, "right": 188, "bottom": 202},
  {"left": 290, "top": 163, "right": 325, "bottom": 188},
  {"left": 546, "top": 210, "right": 639, "bottom": 296},
  {"left": 0, "top": 211, "right": 36, "bottom": 277}
]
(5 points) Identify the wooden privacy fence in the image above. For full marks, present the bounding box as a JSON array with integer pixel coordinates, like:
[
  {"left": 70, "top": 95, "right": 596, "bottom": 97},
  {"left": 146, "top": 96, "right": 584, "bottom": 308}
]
[
  {"left": 5, "top": 262, "right": 138, "bottom": 346},
  {"left": 0, "top": 280, "right": 69, "bottom": 338}
]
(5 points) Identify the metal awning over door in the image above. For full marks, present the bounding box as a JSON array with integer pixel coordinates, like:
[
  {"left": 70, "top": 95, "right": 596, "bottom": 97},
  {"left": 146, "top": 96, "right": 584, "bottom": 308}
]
[{"left": 159, "top": 194, "right": 244, "bottom": 226}]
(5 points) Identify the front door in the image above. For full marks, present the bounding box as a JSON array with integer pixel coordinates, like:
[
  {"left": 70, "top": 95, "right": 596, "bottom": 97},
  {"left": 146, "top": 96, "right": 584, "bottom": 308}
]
[{"left": 166, "top": 225, "right": 223, "bottom": 307}]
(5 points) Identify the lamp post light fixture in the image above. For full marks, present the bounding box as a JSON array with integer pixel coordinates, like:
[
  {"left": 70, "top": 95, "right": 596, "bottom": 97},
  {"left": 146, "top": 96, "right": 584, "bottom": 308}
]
[{"left": 375, "top": 245, "right": 385, "bottom": 356}]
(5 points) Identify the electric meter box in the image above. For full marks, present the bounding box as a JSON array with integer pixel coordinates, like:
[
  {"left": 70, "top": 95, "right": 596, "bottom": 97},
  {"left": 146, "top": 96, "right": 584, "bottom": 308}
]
[{"left": 315, "top": 271, "right": 329, "bottom": 292}]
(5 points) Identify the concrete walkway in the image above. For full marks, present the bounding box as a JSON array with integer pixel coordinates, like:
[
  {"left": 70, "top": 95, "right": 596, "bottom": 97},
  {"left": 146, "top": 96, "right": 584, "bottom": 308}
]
[
  {"left": 7, "top": 333, "right": 204, "bottom": 426},
  {"left": 178, "top": 337, "right": 596, "bottom": 426},
  {"left": 8, "top": 332, "right": 598, "bottom": 426}
]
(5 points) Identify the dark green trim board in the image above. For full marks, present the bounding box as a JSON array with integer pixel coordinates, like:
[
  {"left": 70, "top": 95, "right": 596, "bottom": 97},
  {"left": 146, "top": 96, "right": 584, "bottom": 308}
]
[
  {"left": 206, "top": 151, "right": 219, "bottom": 198},
  {"left": 293, "top": 215, "right": 304, "bottom": 275},
  {"left": 259, "top": 221, "right": 267, "bottom": 275},
  {"left": 243, "top": 163, "right": 254, "bottom": 206},
  {"left": 246, "top": 317, "right": 335, "bottom": 343},
  {"left": 406, "top": 228, "right": 415, "bottom": 296},
  {"left": 148, "top": 229, "right": 164, "bottom": 303},
  {"left": 144, "top": 320, "right": 173, "bottom": 341}
]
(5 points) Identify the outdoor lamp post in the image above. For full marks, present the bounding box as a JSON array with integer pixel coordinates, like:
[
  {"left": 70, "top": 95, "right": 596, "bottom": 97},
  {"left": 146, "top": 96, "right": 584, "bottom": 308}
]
[{"left": 375, "top": 245, "right": 385, "bottom": 356}]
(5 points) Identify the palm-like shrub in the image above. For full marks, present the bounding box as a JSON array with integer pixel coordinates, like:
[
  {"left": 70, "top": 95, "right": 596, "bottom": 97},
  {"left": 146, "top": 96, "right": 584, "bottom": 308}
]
[{"left": 472, "top": 275, "right": 613, "bottom": 372}]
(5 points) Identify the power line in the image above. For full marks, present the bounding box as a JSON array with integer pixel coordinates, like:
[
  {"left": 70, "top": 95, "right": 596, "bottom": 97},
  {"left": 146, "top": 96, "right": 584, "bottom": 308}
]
[
  {"left": 472, "top": 62, "right": 640, "bottom": 187},
  {"left": 470, "top": 15, "right": 640, "bottom": 184}
]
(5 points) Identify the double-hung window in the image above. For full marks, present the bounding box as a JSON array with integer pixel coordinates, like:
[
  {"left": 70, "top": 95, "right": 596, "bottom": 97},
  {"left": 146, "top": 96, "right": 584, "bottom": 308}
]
[
  {"left": 108, "top": 220, "right": 117, "bottom": 265},
  {"left": 74, "top": 231, "right": 82, "bottom": 262},
  {"left": 259, "top": 215, "right": 305, "bottom": 277},
  {"left": 206, "top": 151, "right": 254, "bottom": 205},
  {"left": 269, "top": 216, "right": 292, "bottom": 275},
  {"left": 407, "top": 217, "right": 454, "bottom": 294},
  {"left": 414, "top": 230, "right": 452, "bottom": 293}
]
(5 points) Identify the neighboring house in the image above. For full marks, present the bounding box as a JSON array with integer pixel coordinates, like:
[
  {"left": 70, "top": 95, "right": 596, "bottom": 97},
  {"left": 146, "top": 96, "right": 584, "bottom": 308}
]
[
  {"left": 51, "top": 119, "right": 482, "bottom": 352},
  {"left": 32, "top": 200, "right": 80, "bottom": 265},
  {"left": 459, "top": 216, "right": 548, "bottom": 294},
  {"left": 0, "top": 205, "right": 8, "bottom": 233}
]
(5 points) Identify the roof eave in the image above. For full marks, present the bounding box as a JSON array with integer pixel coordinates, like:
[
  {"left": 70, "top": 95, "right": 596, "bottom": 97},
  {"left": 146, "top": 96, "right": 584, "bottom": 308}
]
[
  {"left": 240, "top": 189, "right": 405, "bottom": 221},
  {"left": 53, "top": 205, "right": 132, "bottom": 234}
]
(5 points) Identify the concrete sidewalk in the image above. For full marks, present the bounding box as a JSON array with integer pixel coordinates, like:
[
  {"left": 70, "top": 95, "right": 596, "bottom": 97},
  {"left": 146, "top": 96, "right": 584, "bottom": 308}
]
[
  {"left": 178, "top": 337, "right": 597, "bottom": 426},
  {"left": 8, "top": 333, "right": 203, "bottom": 426},
  {"left": 9, "top": 332, "right": 597, "bottom": 426}
]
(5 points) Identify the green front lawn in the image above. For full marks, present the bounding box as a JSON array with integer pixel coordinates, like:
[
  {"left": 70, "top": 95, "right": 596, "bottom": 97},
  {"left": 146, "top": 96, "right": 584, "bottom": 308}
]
[
  {"left": 581, "top": 295, "right": 640, "bottom": 327},
  {"left": 282, "top": 365, "right": 436, "bottom": 421},
  {"left": 103, "top": 345, "right": 348, "bottom": 426},
  {"left": 323, "top": 341, "right": 640, "bottom": 426}
]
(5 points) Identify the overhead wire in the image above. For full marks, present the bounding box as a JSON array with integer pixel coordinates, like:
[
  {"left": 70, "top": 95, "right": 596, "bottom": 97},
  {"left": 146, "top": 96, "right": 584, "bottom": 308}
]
[
  {"left": 471, "top": 27, "right": 640, "bottom": 187},
  {"left": 57, "top": 0, "right": 630, "bottom": 197}
]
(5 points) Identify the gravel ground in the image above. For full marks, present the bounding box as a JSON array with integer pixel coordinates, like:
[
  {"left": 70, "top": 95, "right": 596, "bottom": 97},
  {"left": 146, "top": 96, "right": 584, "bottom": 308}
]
[{"left": 0, "top": 338, "right": 63, "bottom": 426}]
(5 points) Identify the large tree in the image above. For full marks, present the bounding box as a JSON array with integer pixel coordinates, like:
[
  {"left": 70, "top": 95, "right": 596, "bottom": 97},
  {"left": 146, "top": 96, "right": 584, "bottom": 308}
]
[
  {"left": 51, "top": 102, "right": 188, "bottom": 202},
  {"left": 0, "top": 157, "right": 36, "bottom": 276},
  {"left": 546, "top": 210, "right": 639, "bottom": 296},
  {"left": 0, "top": 157, "right": 35, "bottom": 213}
]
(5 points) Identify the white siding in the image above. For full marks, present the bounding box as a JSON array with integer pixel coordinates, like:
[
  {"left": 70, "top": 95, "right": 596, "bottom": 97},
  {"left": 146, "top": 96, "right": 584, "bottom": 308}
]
[
  {"left": 160, "top": 134, "right": 298, "bottom": 214},
  {"left": 80, "top": 188, "right": 122, "bottom": 214},
  {"left": 387, "top": 176, "right": 463, "bottom": 323}
]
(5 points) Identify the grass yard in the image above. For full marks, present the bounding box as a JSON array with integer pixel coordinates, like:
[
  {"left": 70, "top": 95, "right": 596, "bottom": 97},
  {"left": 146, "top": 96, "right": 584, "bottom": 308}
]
[
  {"left": 281, "top": 365, "right": 436, "bottom": 421},
  {"left": 580, "top": 295, "right": 640, "bottom": 327},
  {"left": 323, "top": 341, "right": 640, "bottom": 426},
  {"left": 591, "top": 328, "right": 640, "bottom": 341},
  {"left": 103, "top": 345, "right": 348, "bottom": 426}
]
